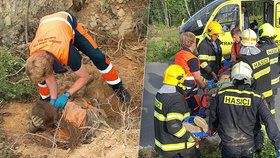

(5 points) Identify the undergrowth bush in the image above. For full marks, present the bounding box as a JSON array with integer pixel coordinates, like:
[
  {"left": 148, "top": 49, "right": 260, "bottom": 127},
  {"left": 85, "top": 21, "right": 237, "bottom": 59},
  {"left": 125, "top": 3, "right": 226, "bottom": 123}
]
[
  {"left": 0, "top": 47, "right": 36, "bottom": 102},
  {"left": 146, "top": 26, "right": 180, "bottom": 62}
]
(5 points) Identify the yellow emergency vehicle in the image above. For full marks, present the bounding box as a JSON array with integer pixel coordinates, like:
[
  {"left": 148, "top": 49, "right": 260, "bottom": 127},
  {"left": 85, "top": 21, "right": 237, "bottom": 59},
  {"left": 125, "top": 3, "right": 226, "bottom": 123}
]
[{"left": 180, "top": 0, "right": 280, "bottom": 55}]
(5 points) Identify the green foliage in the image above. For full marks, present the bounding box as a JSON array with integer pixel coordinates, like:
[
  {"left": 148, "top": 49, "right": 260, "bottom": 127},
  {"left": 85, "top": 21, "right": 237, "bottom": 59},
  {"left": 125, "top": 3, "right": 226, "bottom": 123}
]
[
  {"left": 149, "top": 0, "right": 212, "bottom": 26},
  {"left": 146, "top": 26, "right": 180, "bottom": 62},
  {"left": 0, "top": 48, "right": 36, "bottom": 101}
]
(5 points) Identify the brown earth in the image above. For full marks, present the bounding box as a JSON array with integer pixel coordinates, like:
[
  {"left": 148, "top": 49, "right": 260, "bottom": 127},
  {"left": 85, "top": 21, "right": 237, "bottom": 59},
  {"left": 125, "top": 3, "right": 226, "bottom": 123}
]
[{"left": 0, "top": 0, "right": 147, "bottom": 157}]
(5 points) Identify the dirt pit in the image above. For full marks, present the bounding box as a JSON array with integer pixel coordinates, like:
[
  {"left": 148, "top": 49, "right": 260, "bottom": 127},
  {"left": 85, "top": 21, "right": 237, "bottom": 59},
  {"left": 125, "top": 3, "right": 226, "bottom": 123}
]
[{"left": 0, "top": 41, "right": 145, "bottom": 157}]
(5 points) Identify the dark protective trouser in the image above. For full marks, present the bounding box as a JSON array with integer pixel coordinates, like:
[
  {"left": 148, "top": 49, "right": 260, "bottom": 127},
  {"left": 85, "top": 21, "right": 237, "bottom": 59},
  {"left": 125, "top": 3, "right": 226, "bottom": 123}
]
[
  {"left": 221, "top": 142, "right": 254, "bottom": 158},
  {"left": 158, "top": 147, "right": 198, "bottom": 158}
]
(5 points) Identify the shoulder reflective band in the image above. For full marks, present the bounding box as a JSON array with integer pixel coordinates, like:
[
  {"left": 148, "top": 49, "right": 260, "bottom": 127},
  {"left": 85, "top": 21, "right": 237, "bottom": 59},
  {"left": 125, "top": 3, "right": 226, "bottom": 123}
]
[
  {"left": 155, "top": 98, "right": 162, "bottom": 110},
  {"left": 251, "top": 57, "right": 269, "bottom": 69},
  {"left": 270, "top": 57, "right": 278, "bottom": 65},
  {"left": 272, "top": 77, "right": 280, "bottom": 85},
  {"left": 262, "top": 89, "right": 272, "bottom": 98},
  {"left": 271, "top": 109, "right": 276, "bottom": 115},
  {"left": 224, "top": 95, "right": 251, "bottom": 106},
  {"left": 266, "top": 48, "right": 279, "bottom": 55},
  {"left": 200, "top": 62, "right": 208, "bottom": 68},
  {"left": 154, "top": 111, "right": 190, "bottom": 122},
  {"left": 174, "top": 126, "right": 187, "bottom": 138},
  {"left": 218, "top": 89, "right": 261, "bottom": 98},
  {"left": 253, "top": 66, "right": 270, "bottom": 80},
  {"left": 154, "top": 111, "right": 166, "bottom": 121},
  {"left": 155, "top": 139, "right": 195, "bottom": 151}
]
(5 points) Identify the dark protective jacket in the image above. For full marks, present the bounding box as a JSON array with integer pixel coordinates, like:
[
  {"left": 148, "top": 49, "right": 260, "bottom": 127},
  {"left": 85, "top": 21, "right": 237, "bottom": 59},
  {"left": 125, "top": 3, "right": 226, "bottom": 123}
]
[
  {"left": 239, "top": 52, "right": 272, "bottom": 100},
  {"left": 258, "top": 37, "right": 280, "bottom": 93},
  {"left": 197, "top": 36, "right": 224, "bottom": 81},
  {"left": 154, "top": 85, "right": 195, "bottom": 158},
  {"left": 209, "top": 85, "right": 280, "bottom": 149}
]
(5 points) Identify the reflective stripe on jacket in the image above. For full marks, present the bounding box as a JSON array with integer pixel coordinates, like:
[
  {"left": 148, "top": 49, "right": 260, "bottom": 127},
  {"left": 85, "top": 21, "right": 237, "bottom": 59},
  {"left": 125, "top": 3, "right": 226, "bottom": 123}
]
[{"left": 154, "top": 89, "right": 195, "bottom": 157}]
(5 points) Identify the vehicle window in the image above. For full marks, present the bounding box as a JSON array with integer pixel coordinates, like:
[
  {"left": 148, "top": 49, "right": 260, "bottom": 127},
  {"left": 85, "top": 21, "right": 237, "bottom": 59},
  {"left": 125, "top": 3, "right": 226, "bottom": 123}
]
[
  {"left": 180, "top": 0, "right": 227, "bottom": 34},
  {"left": 214, "top": 4, "right": 240, "bottom": 32},
  {"left": 276, "top": 3, "right": 280, "bottom": 28}
]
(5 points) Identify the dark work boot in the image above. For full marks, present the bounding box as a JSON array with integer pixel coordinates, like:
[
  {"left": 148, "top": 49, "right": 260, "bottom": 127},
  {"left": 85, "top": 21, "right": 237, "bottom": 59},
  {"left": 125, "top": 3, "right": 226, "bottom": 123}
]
[{"left": 114, "top": 85, "right": 131, "bottom": 104}]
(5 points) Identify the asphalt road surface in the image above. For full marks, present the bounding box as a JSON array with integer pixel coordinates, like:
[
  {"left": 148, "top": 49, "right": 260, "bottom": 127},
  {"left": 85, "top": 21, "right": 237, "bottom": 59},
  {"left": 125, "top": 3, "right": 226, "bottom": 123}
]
[{"left": 139, "top": 62, "right": 280, "bottom": 147}]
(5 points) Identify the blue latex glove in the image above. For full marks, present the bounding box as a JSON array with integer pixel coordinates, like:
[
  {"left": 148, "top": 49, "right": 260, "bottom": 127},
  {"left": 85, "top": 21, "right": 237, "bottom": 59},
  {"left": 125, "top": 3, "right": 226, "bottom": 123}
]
[
  {"left": 276, "top": 149, "right": 280, "bottom": 158},
  {"left": 54, "top": 92, "right": 71, "bottom": 109},
  {"left": 50, "top": 98, "right": 56, "bottom": 105},
  {"left": 183, "top": 116, "right": 195, "bottom": 123},
  {"left": 198, "top": 107, "right": 207, "bottom": 118},
  {"left": 207, "top": 79, "right": 216, "bottom": 86},
  {"left": 223, "top": 60, "right": 232, "bottom": 67},
  {"left": 192, "top": 131, "right": 209, "bottom": 137}
]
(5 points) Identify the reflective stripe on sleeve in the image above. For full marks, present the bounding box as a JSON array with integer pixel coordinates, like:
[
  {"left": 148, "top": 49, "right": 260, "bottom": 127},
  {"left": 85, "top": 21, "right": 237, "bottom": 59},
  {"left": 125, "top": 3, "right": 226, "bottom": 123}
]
[
  {"left": 154, "top": 111, "right": 190, "bottom": 122},
  {"left": 198, "top": 55, "right": 209, "bottom": 60},
  {"left": 271, "top": 109, "right": 276, "bottom": 115},
  {"left": 272, "top": 77, "right": 280, "bottom": 85},
  {"left": 174, "top": 126, "right": 187, "bottom": 138},
  {"left": 270, "top": 57, "right": 278, "bottom": 65},
  {"left": 155, "top": 139, "right": 195, "bottom": 151},
  {"left": 262, "top": 89, "right": 273, "bottom": 98}
]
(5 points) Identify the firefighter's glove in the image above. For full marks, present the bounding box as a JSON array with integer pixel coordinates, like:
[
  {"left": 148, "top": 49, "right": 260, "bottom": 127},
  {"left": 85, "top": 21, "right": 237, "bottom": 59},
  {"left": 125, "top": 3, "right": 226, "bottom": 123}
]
[
  {"left": 198, "top": 107, "right": 206, "bottom": 118},
  {"left": 276, "top": 149, "right": 280, "bottom": 158},
  {"left": 207, "top": 79, "right": 216, "bottom": 86},
  {"left": 192, "top": 131, "right": 209, "bottom": 137},
  {"left": 223, "top": 60, "right": 232, "bottom": 67},
  {"left": 50, "top": 98, "right": 56, "bottom": 105},
  {"left": 54, "top": 92, "right": 71, "bottom": 109}
]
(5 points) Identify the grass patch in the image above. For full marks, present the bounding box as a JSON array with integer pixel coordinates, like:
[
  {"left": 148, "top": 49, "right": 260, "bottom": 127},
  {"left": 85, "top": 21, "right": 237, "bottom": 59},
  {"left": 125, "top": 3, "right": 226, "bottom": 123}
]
[
  {"left": 0, "top": 47, "right": 36, "bottom": 102},
  {"left": 146, "top": 25, "right": 180, "bottom": 62}
]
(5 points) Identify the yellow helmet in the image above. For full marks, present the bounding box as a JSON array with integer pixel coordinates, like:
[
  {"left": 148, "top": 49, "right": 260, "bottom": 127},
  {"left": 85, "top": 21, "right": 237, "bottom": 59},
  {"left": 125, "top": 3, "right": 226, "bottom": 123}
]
[
  {"left": 207, "top": 21, "right": 224, "bottom": 35},
  {"left": 241, "top": 29, "right": 257, "bottom": 47},
  {"left": 258, "top": 23, "right": 274, "bottom": 38},
  {"left": 163, "top": 64, "right": 186, "bottom": 86}
]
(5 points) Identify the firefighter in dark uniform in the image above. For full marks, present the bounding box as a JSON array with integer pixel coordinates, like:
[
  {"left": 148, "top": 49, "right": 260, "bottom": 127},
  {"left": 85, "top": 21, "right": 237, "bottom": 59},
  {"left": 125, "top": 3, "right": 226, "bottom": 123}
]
[
  {"left": 258, "top": 23, "right": 279, "bottom": 116},
  {"left": 238, "top": 29, "right": 273, "bottom": 152},
  {"left": 154, "top": 64, "right": 197, "bottom": 158},
  {"left": 197, "top": 21, "right": 226, "bottom": 82},
  {"left": 239, "top": 29, "right": 273, "bottom": 106},
  {"left": 209, "top": 61, "right": 280, "bottom": 158}
]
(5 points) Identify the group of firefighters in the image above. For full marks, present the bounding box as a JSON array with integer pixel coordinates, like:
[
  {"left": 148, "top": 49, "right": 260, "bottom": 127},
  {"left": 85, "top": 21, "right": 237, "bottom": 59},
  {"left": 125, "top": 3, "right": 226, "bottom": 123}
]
[{"left": 154, "top": 21, "right": 280, "bottom": 158}]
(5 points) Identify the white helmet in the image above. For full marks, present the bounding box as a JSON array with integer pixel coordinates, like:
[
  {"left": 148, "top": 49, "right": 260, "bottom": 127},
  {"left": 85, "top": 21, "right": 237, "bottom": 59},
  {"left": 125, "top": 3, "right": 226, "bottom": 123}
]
[
  {"left": 241, "top": 29, "right": 257, "bottom": 47},
  {"left": 231, "top": 61, "right": 253, "bottom": 85}
]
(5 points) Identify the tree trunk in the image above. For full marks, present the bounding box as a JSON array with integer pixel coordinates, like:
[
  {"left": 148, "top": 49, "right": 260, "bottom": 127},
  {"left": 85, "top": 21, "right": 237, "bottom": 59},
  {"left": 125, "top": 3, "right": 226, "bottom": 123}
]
[
  {"left": 183, "top": 0, "right": 191, "bottom": 18},
  {"left": 161, "top": 0, "right": 169, "bottom": 26}
]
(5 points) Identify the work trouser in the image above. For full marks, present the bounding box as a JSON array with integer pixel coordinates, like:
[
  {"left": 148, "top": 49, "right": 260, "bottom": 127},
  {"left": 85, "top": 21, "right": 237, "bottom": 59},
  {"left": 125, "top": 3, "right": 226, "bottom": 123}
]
[
  {"left": 38, "top": 13, "right": 122, "bottom": 100},
  {"left": 158, "top": 147, "right": 197, "bottom": 158},
  {"left": 221, "top": 142, "right": 254, "bottom": 158}
]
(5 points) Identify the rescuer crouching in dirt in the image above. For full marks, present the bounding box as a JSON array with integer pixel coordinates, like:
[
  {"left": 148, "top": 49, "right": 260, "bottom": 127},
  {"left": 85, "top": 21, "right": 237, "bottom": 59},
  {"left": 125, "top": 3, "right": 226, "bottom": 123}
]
[
  {"left": 209, "top": 61, "right": 280, "bottom": 158},
  {"left": 257, "top": 23, "right": 280, "bottom": 117},
  {"left": 25, "top": 12, "right": 131, "bottom": 110},
  {"left": 154, "top": 64, "right": 209, "bottom": 158},
  {"left": 174, "top": 32, "right": 206, "bottom": 116},
  {"left": 197, "top": 21, "right": 230, "bottom": 82}
]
